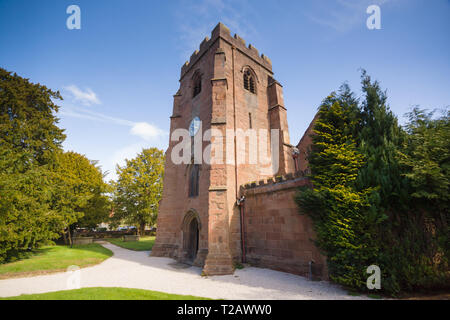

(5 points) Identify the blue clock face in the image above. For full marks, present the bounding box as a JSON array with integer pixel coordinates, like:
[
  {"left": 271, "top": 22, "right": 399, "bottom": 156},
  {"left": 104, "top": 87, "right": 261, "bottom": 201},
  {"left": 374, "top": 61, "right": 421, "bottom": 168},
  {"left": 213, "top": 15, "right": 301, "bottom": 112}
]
[{"left": 189, "top": 117, "right": 201, "bottom": 136}]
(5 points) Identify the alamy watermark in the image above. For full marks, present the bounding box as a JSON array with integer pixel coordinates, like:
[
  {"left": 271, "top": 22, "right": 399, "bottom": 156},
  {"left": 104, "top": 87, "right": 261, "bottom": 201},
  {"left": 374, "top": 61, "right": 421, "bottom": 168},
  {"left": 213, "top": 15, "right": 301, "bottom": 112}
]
[
  {"left": 366, "top": 265, "right": 381, "bottom": 289},
  {"left": 366, "top": 5, "right": 381, "bottom": 30},
  {"left": 170, "top": 119, "right": 280, "bottom": 176},
  {"left": 65, "top": 5, "right": 381, "bottom": 31},
  {"left": 66, "top": 265, "right": 81, "bottom": 289},
  {"left": 66, "top": 5, "right": 81, "bottom": 30}
]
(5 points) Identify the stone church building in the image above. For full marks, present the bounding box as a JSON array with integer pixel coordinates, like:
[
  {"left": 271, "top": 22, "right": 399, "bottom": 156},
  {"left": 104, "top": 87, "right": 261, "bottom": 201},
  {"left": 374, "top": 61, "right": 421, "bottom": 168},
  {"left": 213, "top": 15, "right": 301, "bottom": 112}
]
[{"left": 151, "top": 23, "right": 326, "bottom": 278}]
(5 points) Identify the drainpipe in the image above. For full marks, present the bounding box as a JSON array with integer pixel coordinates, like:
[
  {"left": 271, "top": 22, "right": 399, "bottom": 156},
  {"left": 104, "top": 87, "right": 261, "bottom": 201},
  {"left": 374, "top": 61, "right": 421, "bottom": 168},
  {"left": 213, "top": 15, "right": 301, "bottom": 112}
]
[{"left": 237, "top": 196, "right": 246, "bottom": 263}]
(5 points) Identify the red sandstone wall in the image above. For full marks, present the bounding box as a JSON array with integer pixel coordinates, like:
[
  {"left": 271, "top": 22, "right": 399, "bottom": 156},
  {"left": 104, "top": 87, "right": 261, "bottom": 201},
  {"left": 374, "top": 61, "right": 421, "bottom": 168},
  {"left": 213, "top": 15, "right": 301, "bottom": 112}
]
[
  {"left": 241, "top": 175, "right": 327, "bottom": 278},
  {"left": 151, "top": 32, "right": 219, "bottom": 266},
  {"left": 218, "top": 37, "right": 276, "bottom": 262},
  {"left": 296, "top": 112, "right": 319, "bottom": 173}
]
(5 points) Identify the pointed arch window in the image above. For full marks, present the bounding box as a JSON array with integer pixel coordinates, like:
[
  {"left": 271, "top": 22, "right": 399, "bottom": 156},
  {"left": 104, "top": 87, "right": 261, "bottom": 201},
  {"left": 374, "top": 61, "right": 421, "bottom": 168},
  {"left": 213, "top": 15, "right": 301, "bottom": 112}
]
[
  {"left": 188, "top": 164, "right": 200, "bottom": 197},
  {"left": 192, "top": 72, "right": 202, "bottom": 98},
  {"left": 243, "top": 69, "right": 256, "bottom": 94}
]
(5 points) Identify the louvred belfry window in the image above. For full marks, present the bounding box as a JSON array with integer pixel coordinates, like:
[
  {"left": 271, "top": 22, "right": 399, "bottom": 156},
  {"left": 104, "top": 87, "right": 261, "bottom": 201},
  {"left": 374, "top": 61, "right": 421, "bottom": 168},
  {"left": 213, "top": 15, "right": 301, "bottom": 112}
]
[
  {"left": 193, "top": 74, "right": 202, "bottom": 98},
  {"left": 243, "top": 69, "right": 256, "bottom": 94}
]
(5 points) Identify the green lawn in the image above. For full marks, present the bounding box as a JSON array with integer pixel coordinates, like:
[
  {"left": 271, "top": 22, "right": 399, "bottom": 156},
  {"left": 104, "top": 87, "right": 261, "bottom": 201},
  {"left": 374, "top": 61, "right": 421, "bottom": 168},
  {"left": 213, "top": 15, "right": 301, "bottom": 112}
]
[
  {"left": 107, "top": 236, "right": 155, "bottom": 251},
  {"left": 0, "top": 244, "right": 113, "bottom": 279},
  {"left": 1, "top": 287, "right": 211, "bottom": 300}
]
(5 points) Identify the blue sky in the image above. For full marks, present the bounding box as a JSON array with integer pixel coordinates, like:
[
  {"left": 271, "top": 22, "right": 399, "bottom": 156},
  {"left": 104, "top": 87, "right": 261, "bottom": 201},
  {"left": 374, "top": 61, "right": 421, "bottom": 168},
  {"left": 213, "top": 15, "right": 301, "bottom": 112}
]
[{"left": 1, "top": 0, "right": 449, "bottom": 180}]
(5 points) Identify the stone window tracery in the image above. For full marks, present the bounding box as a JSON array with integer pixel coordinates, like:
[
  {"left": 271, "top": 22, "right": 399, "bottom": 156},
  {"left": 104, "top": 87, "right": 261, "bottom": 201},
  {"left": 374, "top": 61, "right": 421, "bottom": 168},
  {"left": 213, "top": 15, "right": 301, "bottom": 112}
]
[{"left": 243, "top": 69, "right": 256, "bottom": 94}]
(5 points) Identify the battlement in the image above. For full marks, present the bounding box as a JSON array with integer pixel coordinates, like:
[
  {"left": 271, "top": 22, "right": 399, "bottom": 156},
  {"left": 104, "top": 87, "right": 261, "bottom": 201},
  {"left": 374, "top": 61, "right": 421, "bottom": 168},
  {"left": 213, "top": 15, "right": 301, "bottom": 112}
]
[
  {"left": 240, "top": 170, "right": 311, "bottom": 192},
  {"left": 180, "top": 22, "right": 272, "bottom": 79}
]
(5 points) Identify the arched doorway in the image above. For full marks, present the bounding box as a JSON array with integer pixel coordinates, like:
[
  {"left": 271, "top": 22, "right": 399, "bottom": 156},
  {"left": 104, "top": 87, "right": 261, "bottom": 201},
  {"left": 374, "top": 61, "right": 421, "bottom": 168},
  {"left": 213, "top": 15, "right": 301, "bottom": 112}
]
[
  {"left": 187, "top": 218, "right": 199, "bottom": 261},
  {"left": 181, "top": 210, "right": 201, "bottom": 264}
]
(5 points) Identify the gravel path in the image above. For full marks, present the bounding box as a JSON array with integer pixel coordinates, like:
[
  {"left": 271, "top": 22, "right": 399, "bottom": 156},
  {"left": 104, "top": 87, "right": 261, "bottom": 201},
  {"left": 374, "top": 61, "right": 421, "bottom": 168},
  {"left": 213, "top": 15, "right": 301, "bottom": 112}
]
[{"left": 0, "top": 242, "right": 367, "bottom": 299}]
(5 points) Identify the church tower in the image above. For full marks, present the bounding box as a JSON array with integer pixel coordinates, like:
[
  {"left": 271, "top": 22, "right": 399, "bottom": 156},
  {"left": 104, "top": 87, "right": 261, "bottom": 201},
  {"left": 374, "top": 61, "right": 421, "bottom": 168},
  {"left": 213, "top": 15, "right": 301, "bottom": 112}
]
[{"left": 151, "top": 23, "right": 295, "bottom": 275}]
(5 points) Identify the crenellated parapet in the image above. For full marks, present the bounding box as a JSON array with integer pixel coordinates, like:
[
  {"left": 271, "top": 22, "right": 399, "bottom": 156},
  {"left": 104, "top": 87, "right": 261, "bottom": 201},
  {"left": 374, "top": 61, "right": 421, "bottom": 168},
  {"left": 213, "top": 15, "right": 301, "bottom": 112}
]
[
  {"left": 240, "top": 170, "right": 311, "bottom": 192},
  {"left": 238, "top": 169, "right": 326, "bottom": 280},
  {"left": 180, "top": 22, "right": 272, "bottom": 80}
]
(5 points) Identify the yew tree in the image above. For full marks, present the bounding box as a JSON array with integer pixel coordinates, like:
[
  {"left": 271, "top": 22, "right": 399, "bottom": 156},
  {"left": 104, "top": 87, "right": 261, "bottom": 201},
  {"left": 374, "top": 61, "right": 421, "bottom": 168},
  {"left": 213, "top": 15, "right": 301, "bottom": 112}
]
[
  {"left": 0, "top": 68, "right": 65, "bottom": 262},
  {"left": 295, "top": 85, "right": 379, "bottom": 289}
]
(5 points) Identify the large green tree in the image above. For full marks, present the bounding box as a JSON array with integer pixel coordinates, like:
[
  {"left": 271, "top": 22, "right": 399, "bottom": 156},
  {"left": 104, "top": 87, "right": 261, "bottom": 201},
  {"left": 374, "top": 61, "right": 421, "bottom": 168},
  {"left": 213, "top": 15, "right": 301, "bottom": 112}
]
[
  {"left": 0, "top": 68, "right": 112, "bottom": 262},
  {"left": 296, "top": 86, "right": 379, "bottom": 289},
  {"left": 0, "top": 69, "right": 66, "bottom": 166},
  {"left": 356, "top": 70, "right": 410, "bottom": 212},
  {"left": 112, "top": 148, "right": 164, "bottom": 235},
  {"left": 396, "top": 108, "right": 450, "bottom": 287},
  {"left": 0, "top": 68, "right": 66, "bottom": 262},
  {"left": 296, "top": 72, "right": 449, "bottom": 295},
  {"left": 52, "top": 151, "right": 111, "bottom": 241},
  {"left": 399, "top": 108, "right": 449, "bottom": 218},
  {"left": 355, "top": 73, "right": 448, "bottom": 293}
]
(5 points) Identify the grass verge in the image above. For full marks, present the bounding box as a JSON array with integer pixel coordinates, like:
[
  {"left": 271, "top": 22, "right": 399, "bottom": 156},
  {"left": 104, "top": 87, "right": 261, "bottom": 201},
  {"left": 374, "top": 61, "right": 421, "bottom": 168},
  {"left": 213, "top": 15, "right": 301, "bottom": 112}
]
[
  {"left": 0, "top": 244, "right": 113, "bottom": 279},
  {"left": 0, "top": 287, "right": 211, "bottom": 300},
  {"left": 106, "top": 236, "right": 155, "bottom": 251}
]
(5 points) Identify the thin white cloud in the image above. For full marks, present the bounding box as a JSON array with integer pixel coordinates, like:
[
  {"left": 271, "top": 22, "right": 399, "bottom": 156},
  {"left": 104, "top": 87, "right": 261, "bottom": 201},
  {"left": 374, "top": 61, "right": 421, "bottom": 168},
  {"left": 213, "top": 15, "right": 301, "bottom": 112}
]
[
  {"left": 64, "top": 85, "right": 101, "bottom": 106},
  {"left": 61, "top": 86, "right": 165, "bottom": 141},
  {"left": 60, "top": 105, "right": 166, "bottom": 141},
  {"left": 130, "top": 122, "right": 166, "bottom": 141},
  {"left": 306, "top": 0, "right": 391, "bottom": 33},
  {"left": 74, "top": 108, "right": 134, "bottom": 126},
  {"left": 59, "top": 105, "right": 168, "bottom": 181},
  {"left": 174, "top": 0, "right": 260, "bottom": 61}
]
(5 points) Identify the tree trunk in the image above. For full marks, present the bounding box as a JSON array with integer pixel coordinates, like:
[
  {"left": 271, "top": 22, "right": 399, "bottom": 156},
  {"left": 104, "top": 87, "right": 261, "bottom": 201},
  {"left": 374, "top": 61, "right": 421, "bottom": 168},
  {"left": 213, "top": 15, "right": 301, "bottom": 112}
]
[
  {"left": 139, "top": 222, "right": 146, "bottom": 236},
  {"left": 67, "top": 227, "right": 73, "bottom": 247},
  {"left": 62, "top": 229, "right": 68, "bottom": 245}
]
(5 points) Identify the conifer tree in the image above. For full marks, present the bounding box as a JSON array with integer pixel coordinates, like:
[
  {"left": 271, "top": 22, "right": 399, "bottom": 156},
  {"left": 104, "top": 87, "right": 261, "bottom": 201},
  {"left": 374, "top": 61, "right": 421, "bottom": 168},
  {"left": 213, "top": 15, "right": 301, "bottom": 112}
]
[
  {"left": 296, "top": 86, "right": 377, "bottom": 289},
  {"left": 0, "top": 68, "right": 66, "bottom": 262},
  {"left": 0, "top": 69, "right": 111, "bottom": 261},
  {"left": 355, "top": 70, "right": 409, "bottom": 212},
  {"left": 296, "top": 72, "right": 449, "bottom": 295}
]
